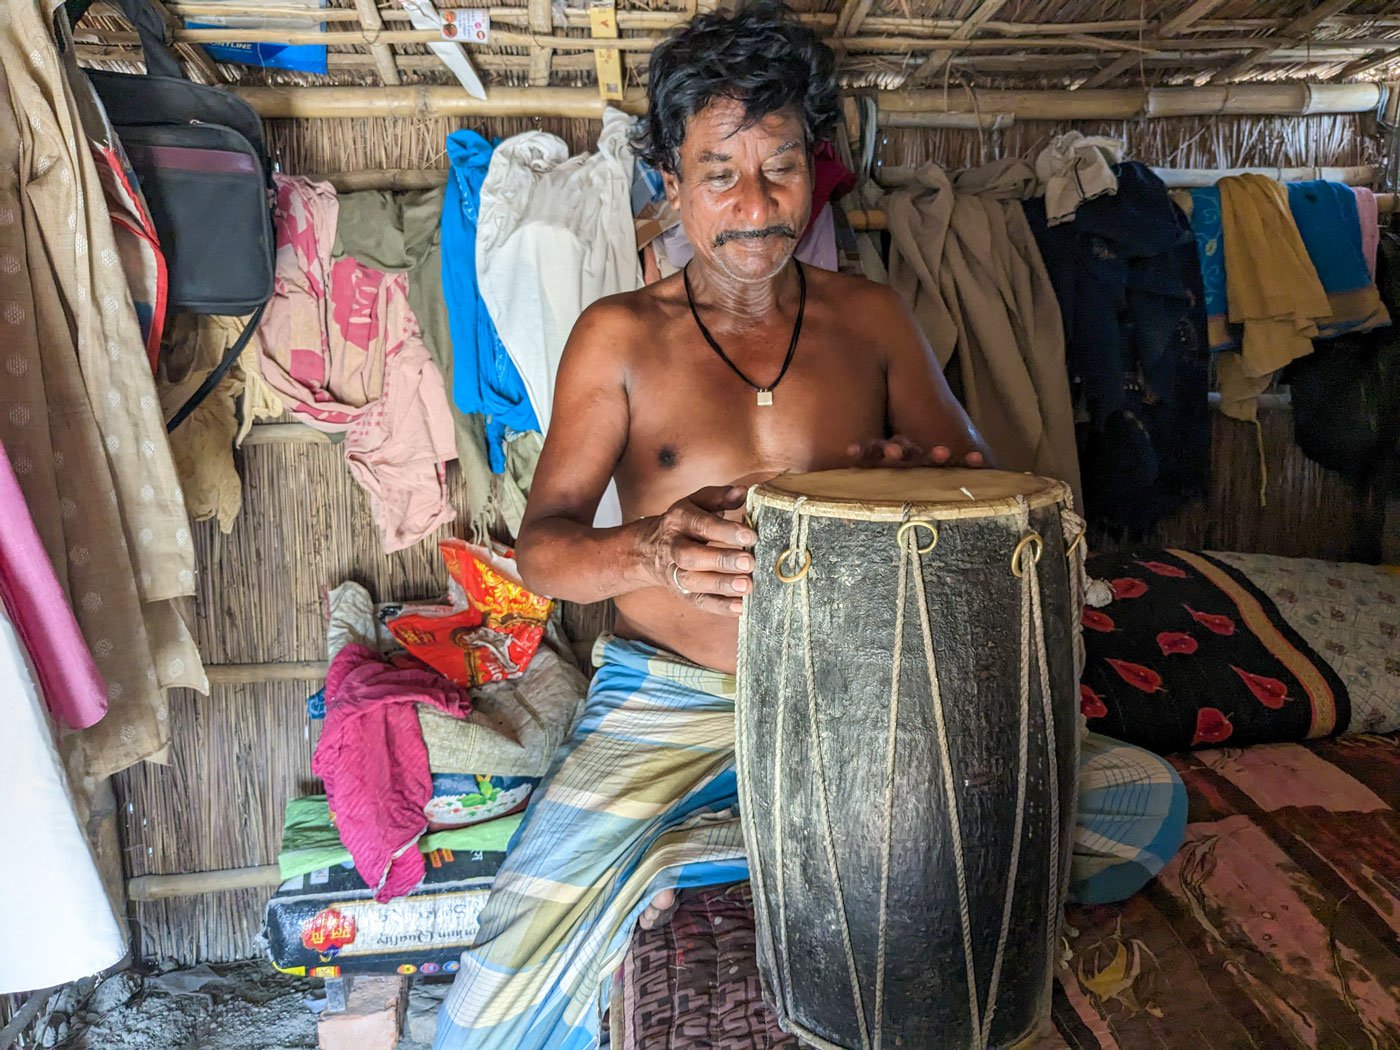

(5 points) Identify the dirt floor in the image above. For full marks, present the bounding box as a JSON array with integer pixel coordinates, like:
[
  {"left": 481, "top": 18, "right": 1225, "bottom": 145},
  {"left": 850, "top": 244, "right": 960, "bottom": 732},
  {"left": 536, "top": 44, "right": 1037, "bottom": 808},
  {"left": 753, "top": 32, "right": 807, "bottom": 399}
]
[{"left": 17, "top": 961, "right": 444, "bottom": 1050}]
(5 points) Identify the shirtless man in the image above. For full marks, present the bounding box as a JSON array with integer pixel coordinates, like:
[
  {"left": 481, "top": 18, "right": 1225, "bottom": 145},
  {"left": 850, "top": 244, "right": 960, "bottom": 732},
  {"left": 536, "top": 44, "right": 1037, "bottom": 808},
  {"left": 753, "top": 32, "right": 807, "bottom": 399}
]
[
  {"left": 434, "top": 9, "right": 1184, "bottom": 1047},
  {"left": 516, "top": 16, "right": 989, "bottom": 676}
]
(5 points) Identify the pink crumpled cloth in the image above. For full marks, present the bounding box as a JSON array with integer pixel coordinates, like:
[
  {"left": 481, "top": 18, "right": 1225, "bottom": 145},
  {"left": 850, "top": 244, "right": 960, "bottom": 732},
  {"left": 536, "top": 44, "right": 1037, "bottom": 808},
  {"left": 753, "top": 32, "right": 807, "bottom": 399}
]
[
  {"left": 312, "top": 644, "right": 471, "bottom": 901},
  {"left": 252, "top": 175, "right": 457, "bottom": 552},
  {"left": 0, "top": 442, "right": 107, "bottom": 730}
]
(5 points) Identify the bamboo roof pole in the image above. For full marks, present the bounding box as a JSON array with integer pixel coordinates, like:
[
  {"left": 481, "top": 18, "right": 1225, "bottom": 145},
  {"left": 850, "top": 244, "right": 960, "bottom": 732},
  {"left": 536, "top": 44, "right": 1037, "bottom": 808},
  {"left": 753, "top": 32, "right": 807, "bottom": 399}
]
[
  {"left": 230, "top": 82, "right": 1384, "bottom": 120},
  {"left": 88, "top": 20, "right": 1400, "bottom": 57},
  {"left": 1337, "top": 49, "right": 1400, "bottom": 80},
  {"left": 235, "top": 84, "right": 649, "bottom": 117},
  {"left": 1212, "top": 0, "right": 1357, "bottom": 83},
  {"left": 876, "top": 111, "right": 1014, "bottom": 129},
  {"left": 1080, "top": 52, "right": 1144, "bottom": 91},
  {"left": 341, "top": 51, "right": 593, "bottom": 73},
  {"left": 73, "top": 46, "right": 598, "bottom": 73},
  {"left": 943, "top": 48, "right": 1390, "bottom": 73},
  {"left": 1160, "top": 0, "right": 1230, "bottom": 39},
  {"left": 304, "top": 165, "right": 1383, "bottom": 195},
  {"left": 353, "top": 0, "right": 402, "bottom": 87},
  {"left": 909, "top": 0, "right": 1011, "bottom": 83},
  {"left": 1144, "top": 81, "right": 1382, "bottom": 117},
  {"left": 980, "top": 19, "right": 1145, "bottom": 36},
  {"left": 77, "top": 39, "right": 1387, "bottom": 76},
  {"left": 168, "top": 26, "right": 659, "bottom": 47},
  {"left": 151, "top": 3, "right": 1400, "bottom": 38}
]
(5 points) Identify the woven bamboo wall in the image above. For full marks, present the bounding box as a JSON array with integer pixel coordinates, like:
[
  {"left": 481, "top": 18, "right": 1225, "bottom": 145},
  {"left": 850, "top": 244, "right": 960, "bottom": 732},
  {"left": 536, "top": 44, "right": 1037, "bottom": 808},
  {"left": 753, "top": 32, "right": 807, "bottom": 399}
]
[{"left": 112, "top": 108, "right": 1388, "bottom": 963}]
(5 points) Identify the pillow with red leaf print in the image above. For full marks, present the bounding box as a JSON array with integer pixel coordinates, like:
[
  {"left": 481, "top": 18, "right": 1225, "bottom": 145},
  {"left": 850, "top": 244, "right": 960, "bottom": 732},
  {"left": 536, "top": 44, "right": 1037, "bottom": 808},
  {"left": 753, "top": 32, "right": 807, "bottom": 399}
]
[{"left": 1077, "top": 548, "right": 1349, "bottom": 756}]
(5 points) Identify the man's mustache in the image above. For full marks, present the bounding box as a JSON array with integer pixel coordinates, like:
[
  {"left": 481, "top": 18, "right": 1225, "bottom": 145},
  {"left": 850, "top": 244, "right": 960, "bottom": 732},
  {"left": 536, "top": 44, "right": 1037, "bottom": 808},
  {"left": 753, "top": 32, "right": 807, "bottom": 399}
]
[{"left": 713, "top": 224, "right": 797, "bottom": 248}]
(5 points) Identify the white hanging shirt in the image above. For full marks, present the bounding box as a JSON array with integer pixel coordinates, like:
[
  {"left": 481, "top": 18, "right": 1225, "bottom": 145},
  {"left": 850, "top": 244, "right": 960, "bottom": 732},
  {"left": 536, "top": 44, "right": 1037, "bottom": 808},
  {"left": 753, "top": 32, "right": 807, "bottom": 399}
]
[{"left": 477, "top": 108, "right": 641, "bottom": 527}]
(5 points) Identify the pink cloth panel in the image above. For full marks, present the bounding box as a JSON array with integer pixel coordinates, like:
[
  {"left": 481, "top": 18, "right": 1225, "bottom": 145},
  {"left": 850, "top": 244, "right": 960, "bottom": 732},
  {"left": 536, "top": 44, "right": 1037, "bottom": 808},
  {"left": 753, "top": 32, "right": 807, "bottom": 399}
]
[
  {"left": 0, "top": 443, "right": 108, "bottom": 729},
  {"left": 1353, "top": 186, "right": 1380, "bottom": 281}
]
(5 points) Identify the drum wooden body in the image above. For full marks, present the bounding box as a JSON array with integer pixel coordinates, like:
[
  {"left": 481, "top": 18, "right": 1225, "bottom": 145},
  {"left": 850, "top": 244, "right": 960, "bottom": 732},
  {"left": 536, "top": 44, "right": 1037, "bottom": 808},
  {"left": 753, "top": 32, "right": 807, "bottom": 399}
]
[{"left": 736, "top": 468, "right": 1081, "bottom": 1050}]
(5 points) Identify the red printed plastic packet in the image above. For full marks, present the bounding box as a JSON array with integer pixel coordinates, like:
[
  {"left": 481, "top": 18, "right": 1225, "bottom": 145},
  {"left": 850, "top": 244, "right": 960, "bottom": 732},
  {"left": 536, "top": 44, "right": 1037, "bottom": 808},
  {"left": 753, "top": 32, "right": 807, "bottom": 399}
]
[{"left": 387, "top": 541, "right": 553, "bottom": 686}]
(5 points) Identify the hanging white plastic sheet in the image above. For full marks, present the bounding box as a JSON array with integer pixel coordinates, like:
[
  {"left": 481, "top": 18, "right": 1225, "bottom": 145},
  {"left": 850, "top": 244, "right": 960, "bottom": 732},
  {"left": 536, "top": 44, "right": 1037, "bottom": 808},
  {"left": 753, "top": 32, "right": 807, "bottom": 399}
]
[{"left": 396, "top": 0, "right": 489, "bottom": 100}]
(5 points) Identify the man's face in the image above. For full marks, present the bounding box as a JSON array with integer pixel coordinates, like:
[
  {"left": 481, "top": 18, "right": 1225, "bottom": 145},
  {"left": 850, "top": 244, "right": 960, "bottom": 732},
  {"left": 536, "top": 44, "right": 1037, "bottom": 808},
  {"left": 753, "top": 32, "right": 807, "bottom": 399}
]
[{"left": 663, "top": 97, "right": 812, "bottom": 284}]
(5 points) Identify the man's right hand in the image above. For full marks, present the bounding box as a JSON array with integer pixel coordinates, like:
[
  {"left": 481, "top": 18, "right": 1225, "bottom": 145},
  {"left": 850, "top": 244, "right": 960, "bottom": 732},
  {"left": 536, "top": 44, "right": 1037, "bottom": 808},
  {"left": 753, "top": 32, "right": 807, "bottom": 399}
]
[{"left": 638, "top": 485, "right": 757, "bottom": 617}]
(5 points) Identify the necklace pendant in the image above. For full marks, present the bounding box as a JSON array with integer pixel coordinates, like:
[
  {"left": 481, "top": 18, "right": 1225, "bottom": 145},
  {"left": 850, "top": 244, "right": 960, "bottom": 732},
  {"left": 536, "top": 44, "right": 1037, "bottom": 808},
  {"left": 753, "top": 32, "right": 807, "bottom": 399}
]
[{"left": 756, "top": 389, "right": 773, "bottom": 407}]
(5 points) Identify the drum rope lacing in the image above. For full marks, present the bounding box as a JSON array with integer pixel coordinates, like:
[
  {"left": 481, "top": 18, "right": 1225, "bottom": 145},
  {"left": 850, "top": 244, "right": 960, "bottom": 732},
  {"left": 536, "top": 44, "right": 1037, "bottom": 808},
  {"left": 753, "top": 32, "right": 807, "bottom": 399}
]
[
  {"left": 872, "top": 507, "right": 919, "bottom": 1049},
  {"left": 1021, "top": 507, "right": 1066, "bottom": 1015},
  {"left": 771, "top": 499, "right": 806, "bottom": 1015},
  {"left": 780, "top": 499, "right": 877, "bottom": 1048},
  {"left": 893, "top": 506, "right": 984, "bottom": 1049}
]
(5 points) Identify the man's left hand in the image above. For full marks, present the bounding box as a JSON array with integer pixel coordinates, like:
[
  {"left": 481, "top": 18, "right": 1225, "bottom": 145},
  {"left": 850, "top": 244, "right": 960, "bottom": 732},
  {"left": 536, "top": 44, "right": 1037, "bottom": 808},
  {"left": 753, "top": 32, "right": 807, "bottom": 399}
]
[{"left": 846, "top": 436, "right": 985, "bottom": 469}]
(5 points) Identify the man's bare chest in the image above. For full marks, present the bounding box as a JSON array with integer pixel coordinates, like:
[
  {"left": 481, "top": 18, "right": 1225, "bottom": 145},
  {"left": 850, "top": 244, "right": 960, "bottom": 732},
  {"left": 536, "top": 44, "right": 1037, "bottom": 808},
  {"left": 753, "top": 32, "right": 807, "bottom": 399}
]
[{"left": 613, "top": 318, "right": 887, "bottom": 511}]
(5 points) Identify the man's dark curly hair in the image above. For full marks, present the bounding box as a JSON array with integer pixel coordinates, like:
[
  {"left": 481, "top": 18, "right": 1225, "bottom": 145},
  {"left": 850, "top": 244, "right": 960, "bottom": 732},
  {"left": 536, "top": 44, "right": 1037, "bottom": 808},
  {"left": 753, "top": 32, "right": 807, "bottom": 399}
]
[{"left": 633, "top": 2, "right": 839, "bottom": 175}]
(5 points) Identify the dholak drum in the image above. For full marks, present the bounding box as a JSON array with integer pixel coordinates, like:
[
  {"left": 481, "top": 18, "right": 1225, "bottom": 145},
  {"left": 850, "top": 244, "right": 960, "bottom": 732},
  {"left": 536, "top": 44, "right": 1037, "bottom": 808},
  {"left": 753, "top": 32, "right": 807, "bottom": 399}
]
[{"left": 736, "top": 468, "right": 1083, "bottom": 1050}]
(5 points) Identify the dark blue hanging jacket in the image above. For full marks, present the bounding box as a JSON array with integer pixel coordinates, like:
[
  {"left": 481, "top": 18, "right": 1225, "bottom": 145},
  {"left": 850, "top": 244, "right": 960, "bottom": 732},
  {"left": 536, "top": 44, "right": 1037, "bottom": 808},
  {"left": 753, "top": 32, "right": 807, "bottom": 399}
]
[{"left": 1025, "top": 161, "right": 1211, "bottom": 535}]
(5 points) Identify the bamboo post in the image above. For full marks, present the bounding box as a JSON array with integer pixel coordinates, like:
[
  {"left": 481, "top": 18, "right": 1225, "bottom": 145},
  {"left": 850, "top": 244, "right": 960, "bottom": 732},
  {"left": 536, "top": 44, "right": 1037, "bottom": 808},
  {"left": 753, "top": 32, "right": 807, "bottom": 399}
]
[
  {"left": 353, "top": 0, "right": 402, "bottom": 86},
  {"left": 529, "top": 45, "right": 554, "bottom": 87},
  {"left": 527, "top": 0, "right": 552, "bottom": 34},
  {"left": 128, "top": 865, "right": 283, "bottom": 901}
]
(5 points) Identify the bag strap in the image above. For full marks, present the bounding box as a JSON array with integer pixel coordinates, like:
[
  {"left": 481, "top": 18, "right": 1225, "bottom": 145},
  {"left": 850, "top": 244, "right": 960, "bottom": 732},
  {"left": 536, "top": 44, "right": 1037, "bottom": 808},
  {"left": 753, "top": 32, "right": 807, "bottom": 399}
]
[
  {"left": 165, "top": 302, "right": 267, "bottom": 433},
  {"left": 68, "top": 0, "right": 185, "bottom": 80}
]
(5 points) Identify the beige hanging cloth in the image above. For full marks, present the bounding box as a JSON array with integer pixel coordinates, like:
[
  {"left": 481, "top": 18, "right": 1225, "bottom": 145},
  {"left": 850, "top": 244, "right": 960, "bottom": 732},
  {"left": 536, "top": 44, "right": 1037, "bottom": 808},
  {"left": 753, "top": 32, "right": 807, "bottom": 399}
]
[
  {"left": 0, "top": 0, "right": 206, "bottom": 780},
  {"left": 160, "top": 315, "right": 248, "bottom": 534},
  {"left": 887, "top": 159, "right": 1082, "bottom": 507}
]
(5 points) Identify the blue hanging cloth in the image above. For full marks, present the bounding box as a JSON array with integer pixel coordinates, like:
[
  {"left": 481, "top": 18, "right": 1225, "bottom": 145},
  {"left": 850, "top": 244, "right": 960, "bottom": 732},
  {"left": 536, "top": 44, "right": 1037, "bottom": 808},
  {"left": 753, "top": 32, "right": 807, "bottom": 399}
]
[{"left": 441, "top": 130, "right": 540, "bottom": 473}]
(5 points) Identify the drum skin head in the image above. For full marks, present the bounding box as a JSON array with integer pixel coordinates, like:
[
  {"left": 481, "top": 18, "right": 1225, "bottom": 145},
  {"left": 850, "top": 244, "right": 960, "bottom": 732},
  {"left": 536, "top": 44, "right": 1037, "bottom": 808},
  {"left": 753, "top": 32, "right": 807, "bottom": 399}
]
[{"left": 753, "top": 467, "right": 1070, "bottom": 521}]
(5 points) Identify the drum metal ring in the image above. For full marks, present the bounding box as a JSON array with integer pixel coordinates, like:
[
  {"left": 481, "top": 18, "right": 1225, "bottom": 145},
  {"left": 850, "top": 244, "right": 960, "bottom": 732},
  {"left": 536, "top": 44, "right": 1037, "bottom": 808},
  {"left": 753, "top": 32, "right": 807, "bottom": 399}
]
[
  {"left": 895, "top": 519, "right": 939, "bottom": 554},
  {"left": 1065, "top": 531, "right": 1086, "bottom": 559},
  {"left": 1010, "top": 532, "right": 1044, "bottom": 577},
  {"left": 775, "top": 549, "right": 812, "bottom": 584}
]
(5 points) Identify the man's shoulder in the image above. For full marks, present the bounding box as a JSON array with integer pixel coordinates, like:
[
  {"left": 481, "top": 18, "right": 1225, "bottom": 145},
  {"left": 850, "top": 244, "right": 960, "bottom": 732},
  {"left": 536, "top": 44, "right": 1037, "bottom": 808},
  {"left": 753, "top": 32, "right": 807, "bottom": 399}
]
[
  {"left": 807, "top": 266, "right": 903, "bottom": 313},
  {"left": 574, "top": 278, "right": 680, "bottom": 336}
]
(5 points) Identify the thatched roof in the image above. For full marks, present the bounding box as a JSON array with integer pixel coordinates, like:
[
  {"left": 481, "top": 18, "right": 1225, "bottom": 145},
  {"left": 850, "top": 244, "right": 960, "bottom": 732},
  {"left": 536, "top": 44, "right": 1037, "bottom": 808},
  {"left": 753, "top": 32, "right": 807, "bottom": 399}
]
[{"left": 75, "top": 0, "right": 1400, "bottom": 98}]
